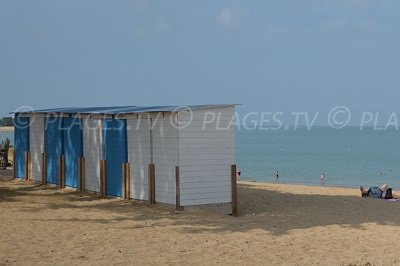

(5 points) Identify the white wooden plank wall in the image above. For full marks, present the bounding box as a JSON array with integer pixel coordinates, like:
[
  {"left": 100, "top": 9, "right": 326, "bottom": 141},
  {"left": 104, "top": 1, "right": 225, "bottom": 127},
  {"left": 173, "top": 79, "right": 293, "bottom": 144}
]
[
  {"left": 178, "top": 107, "right": 236, "bottom": 206},
  {"left": 82, "top": 118, "right": 103, "bottom": 192},
  {"left": 152, "top": 113, "right": 178, "bottom": 204},
  {"left": 29, "top": 116, "right": 44, "bottom": 182},
  {"left": 126, "top": 117, "right": 151, "bottom": 200}
]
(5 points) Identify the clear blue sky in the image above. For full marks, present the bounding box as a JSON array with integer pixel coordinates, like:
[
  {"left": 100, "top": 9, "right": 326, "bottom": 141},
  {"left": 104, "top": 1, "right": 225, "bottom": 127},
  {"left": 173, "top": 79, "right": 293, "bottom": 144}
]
[{"left": 1, "top": 0, "right": 399, "bottom": 123}]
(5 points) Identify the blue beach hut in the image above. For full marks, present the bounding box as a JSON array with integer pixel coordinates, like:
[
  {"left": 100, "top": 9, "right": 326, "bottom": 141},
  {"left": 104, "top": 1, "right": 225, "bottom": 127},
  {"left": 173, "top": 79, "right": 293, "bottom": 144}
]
[{"left": 13, "top": 105, "right": 237, "bottom": 207}]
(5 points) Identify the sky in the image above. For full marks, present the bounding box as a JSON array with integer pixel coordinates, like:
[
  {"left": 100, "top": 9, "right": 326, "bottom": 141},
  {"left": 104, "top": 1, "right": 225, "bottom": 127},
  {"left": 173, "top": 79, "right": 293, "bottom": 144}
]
[{"left": 1, "top": 0, "right": 400, "bottom": 125}]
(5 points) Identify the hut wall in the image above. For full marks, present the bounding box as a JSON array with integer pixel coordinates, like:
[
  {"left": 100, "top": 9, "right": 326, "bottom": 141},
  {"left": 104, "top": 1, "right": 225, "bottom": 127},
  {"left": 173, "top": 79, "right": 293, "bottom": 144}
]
[
  {"left": 83, "top": 118, "right": 103, "bottom": 192},
  {"left": 178, "top": 107, "right": 236, "bottom": 206},
  {"left": 152, "top": 113, "right": 178, "bottom": 205},
  {"left": 63, "top": 117, "right": 83, "bottom": 188},
  {"left": 14, "top": 115, "right": 30, "bottom": 179},
  {"left": 29, "top": 116, "right": 44, "bottom": 182},
  {"left": 44, "top": 117, "right": 63, "bottom": 185},
  {"left": 126, "top": 116, "right": 151, "bottom": 201}
]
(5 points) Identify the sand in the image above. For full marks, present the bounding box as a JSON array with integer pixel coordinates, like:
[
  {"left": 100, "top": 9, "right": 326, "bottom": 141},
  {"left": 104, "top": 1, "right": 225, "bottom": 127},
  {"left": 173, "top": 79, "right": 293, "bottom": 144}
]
[
  {"left": 0, "top": 127, "right": 14, "bottom": 132},
  {"left": 1, "top": 171, "right": 400, "bottom": 266}
]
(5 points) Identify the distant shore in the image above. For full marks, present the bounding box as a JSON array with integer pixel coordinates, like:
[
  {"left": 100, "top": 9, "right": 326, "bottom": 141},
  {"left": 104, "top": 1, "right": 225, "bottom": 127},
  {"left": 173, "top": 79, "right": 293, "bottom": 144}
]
[{"left": 0, "top": 126, "right": 14, "bottom": 132}]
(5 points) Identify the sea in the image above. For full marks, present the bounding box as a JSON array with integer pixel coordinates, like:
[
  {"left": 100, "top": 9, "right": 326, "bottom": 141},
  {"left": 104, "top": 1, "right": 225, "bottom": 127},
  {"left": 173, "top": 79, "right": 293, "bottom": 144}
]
[
  {"left": 2, "top": 127, "right": 400, "bottom": 189},
  {"left": 236, "top": 127, "right": 400, "bottom": 189}
]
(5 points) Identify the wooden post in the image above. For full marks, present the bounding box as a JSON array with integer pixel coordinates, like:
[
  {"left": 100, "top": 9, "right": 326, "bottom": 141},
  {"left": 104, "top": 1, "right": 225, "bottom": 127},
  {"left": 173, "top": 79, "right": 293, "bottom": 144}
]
[
  {"left": 151, "top": 164, "right": 155, "bottom": 204},
  {"left": 122, "top": 163, "right": 126, "bottom": 199},
  {"left": 62, "top": 155, "right": 65, "bottom": 188},
  {"left": 24, "top": 151, "right": 30, "bottom": 181},
  {"left": 12, "top": 148, "right": 15, "bottom": 179},
  {"left": 59, "top": 154, "right": 65, "bottom": 188},
  {"left": 78, "top": 158, "right": 81, "bottom": 191},
  {"left": 62, "top": 154, "right": 65, "bottom": 188},
  {"left": 104, "top": 160, "right": 106, "bottom": 197},
  {"left": 82, "top": 157, "right": 85, "bottom": 191},
  {"left": 126, "top": 163, "right": 130, "bottom": 200},
  {"left": 28, "top": 151, "right": 31, "bottom": 181},
  {"left": 42, "top": 153, "right": 47, "bottom": 185},
  {"left": 175, "top": 166, "right": 184, "bottom": 212},
  {"left": 24, "top": 151, "right": 27, "bottom": 181},
  {"left": 100, "top": 160, "right": 104, "bottom": 197},
  {"left": 41, "top": 153, "right": 45, "bottom": 184},
  {"left": 100, "top": 160, "right": 106, "bottom": 198},
  {"left": 148, "top": 164, "right": 152, "bottom": 204},
  {"left": 148, "top": 163, "right": 156, "bottom": 204},
  {"left": 231, "top": 165, "right": 238, "bottom": 217},
  {"left": 58, "top": 155, "right": 62, "bottom": 188},
  {"left": 78, "top": 157, "right": 83, "bottom": 192}
]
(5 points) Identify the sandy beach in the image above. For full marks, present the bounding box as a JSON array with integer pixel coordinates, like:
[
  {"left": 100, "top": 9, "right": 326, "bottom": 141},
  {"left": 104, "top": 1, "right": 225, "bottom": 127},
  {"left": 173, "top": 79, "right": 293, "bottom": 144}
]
[
  {"left": 1, "top": 171, "right": 400, "bottom": 266},
  {"left": 0, "top": 127, "right": 14, "bottom": 132}
]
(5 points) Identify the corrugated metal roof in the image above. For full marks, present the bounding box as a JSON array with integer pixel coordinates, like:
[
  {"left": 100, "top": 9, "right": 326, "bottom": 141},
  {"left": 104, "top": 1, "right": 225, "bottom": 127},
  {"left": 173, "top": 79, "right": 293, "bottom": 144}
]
[{"left": 14, "top": 104, "right": 236, "bottom": 115}]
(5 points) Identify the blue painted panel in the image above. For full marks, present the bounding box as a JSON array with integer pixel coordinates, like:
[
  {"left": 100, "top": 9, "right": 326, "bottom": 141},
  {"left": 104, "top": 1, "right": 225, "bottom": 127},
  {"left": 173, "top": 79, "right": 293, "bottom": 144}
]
[
  {"left": 63, "top": 117, "right": 82, "bottom": 188},
  {"left": 45, "top": 117, "right": 63, "bottom": 185},
  {"left": 104, "top": 119, "right": 127, "bottom": 197},
  {"left": 14, "top": 116, "right": 30, "bottom": 178}
]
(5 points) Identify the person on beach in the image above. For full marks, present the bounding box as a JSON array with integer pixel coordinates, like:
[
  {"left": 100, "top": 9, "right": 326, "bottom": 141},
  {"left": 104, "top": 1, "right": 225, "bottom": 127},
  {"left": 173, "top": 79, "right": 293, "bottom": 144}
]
[
  {"left": 360, "top": 184, "right": 398, "bottom": 199},
  {"left": 276, "top": 171, "right": 279, "bottom": 179},
  {"left": 320, "top": 173, "right": 325, "bottom": 184},
  {"left": 236, "top": 168, "right": 241, "bottom": 181}
]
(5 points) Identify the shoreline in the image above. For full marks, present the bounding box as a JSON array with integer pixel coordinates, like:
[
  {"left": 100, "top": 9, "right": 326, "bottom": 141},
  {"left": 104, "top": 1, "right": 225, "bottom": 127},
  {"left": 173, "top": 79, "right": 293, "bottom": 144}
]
[
  {"left": 0, "top": 126, "right": 14, "bottom": 132},
  {"left": 240, "top": 177, "right": 362, "bottom": 190},
  {"left": 239, "top": 180, "right": 363, "bottom": 197}
]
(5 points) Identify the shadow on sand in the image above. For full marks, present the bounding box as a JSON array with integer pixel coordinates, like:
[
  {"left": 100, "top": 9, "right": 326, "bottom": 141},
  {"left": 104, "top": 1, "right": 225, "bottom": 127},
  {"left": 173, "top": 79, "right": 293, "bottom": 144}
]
[{"left": 2, "top": 174, "right": 400, "bottom": 236}]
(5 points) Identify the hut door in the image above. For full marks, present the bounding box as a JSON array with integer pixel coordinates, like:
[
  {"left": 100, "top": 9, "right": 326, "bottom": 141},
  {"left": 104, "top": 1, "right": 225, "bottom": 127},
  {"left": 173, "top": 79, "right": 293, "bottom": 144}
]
[
  {"left": 29, "top": 117, "right": 44, "bottom": 182},
  {"left": 14, "top": 116, "right": 30, "bottom": 179},
  {"left": 103, "top": 119, "right": 127, "bottom": 197},
  {"left": 45, "top": 117, "right": 63, "bottom": 185},
  {"left": 82, "top": 118, "right": 103, "bottom": 192},
  {"left": 63, "top": 117, "right": 82, "bottom": 188}
]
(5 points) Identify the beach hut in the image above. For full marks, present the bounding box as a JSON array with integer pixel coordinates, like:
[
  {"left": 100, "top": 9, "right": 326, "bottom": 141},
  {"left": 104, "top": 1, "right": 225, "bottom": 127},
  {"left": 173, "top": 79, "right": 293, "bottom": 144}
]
[{"left": 13, "top": 104, "right": 237, "bottom": 208}]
